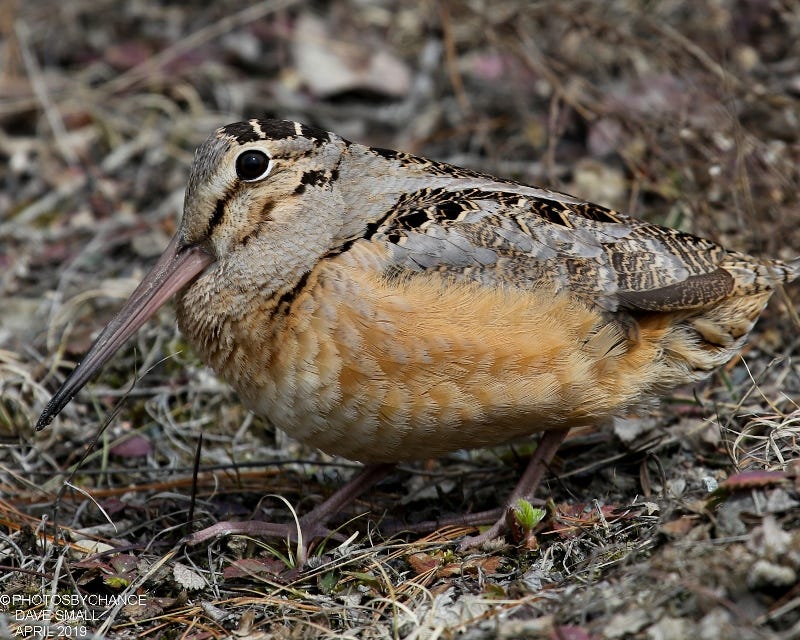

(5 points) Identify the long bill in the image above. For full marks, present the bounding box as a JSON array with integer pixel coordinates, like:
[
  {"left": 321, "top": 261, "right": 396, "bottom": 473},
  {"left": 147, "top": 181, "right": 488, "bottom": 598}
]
[{"left": 35, "top": 234, "right": 216, "bottom": 431}]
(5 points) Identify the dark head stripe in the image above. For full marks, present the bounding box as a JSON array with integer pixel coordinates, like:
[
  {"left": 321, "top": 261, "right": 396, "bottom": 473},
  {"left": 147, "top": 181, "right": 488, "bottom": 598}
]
[
  {"left": 220, "top": 122, "right": 262, "bottom": 144},
  {"left": 298, "top": 123, "right": 330, "bottom": 143},
  {"left": 221, "top": 120, "right": 333, "bottom": 145}
]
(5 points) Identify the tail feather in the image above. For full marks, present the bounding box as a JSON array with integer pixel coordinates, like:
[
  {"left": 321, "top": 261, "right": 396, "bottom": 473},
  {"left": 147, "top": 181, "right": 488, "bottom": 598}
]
[
  {"left": 783, "top": 258, "right": 800, "bottom": 283},
  {"left": 763, "top": 257, "right": 800, "bottom": 286},
  {"left": 721, "top": 254, "right": 799, "bottom": 296}
]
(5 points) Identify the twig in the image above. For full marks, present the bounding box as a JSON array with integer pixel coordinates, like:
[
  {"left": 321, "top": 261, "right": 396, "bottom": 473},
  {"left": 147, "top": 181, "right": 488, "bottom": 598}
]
[
  {"left": 100, "top": 0, "right": 303, "bottom": 96},
  {"left": 438, "top": 1, "right": 471, "bottom": 115},
  {"left": 13, "top": 20, "right": 78, "bottom": 166}
]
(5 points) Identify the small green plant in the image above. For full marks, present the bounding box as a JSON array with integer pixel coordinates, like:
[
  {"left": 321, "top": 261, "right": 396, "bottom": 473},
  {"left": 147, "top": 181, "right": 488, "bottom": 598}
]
[{"left": 513, "top": 499, "right": 546, "bottom": 531}]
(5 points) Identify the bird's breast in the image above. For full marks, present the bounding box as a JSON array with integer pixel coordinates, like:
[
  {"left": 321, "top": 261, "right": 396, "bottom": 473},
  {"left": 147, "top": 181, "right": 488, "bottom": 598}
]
[{"left": 176, "top": 246, "right": 664, "bottom": 463}]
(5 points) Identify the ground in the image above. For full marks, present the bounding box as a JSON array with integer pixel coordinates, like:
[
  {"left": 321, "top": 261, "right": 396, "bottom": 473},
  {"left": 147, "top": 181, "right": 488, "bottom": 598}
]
[{"left": 1, "top": 1, "right": 799, "bottom": 638}]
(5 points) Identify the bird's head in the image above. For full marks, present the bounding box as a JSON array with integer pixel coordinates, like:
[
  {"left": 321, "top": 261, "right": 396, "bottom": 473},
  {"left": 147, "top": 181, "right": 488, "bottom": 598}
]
[{"left": 35, "top": 119, "right": 349, "bottom": 430}]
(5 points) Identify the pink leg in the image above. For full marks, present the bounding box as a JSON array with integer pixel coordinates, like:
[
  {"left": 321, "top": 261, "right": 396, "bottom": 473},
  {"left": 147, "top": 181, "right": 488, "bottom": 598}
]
[
  {"left": 184, "top": 463, "right": 395, "bottom": 566},
  {"left": 459, "top": 428, "right": 570, "bottom": 550}
]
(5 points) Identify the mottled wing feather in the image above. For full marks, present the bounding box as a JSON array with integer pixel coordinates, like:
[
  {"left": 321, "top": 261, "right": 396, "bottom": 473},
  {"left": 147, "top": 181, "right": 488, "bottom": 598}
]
[{"left": 370, "top": 184, "right": 735, "bottom": 313}]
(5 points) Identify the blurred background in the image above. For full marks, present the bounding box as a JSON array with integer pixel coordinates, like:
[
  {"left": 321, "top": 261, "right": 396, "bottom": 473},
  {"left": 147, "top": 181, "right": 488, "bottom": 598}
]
[{"left": 1, "top": 1, "right": 799, "bottom": 638}]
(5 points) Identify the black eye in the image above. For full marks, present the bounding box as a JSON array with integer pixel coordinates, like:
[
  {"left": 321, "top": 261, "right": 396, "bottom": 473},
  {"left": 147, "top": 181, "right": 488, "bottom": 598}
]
[{"left": 235, "top": 150, "right": 271, "bottom": 181}]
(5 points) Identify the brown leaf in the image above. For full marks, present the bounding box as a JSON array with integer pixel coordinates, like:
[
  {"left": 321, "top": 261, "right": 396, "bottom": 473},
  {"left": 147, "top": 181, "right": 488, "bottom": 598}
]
[
  {"left": 223, "top": 557, "right": 286, "bottom": 580},
  {"left": 407, "top": 552, "right": 439, "bottom": 575},
  {"left": 110, "top": 434, "right": 153, "bottom": 458},
  {"left": 660, "top": 515, "right": 698, "bottom": 538}
]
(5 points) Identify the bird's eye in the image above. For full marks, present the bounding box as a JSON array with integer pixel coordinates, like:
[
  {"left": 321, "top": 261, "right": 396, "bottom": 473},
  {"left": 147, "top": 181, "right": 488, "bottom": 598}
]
[{"left": 235, "top": 150, "right": 272, "bottom": 182}]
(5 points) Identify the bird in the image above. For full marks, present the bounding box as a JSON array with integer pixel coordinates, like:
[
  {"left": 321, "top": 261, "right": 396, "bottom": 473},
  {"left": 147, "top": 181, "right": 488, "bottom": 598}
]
[{"left": 37, "top": 118, "right": 798, "bottom": 562}]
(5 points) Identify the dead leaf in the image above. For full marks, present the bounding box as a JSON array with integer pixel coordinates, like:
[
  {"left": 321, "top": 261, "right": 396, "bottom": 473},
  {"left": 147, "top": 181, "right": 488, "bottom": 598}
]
[
  {"left": 660, "top": 515, "right": 698, "bottom": 538},
  {"left": 407, "top": 552, "right": 440, "bottom": 575},
  {"left": 173, "top": 562, "right": 205, "bottom": 591},
  {"left": 291, "top": 14, "right": 410, "bottom": 97},
  {"left": 110, "top": 434, "right": 153, "bottom": 458},
  {"left": 223, "top": 557, "right": 286, "bottom": 580}
]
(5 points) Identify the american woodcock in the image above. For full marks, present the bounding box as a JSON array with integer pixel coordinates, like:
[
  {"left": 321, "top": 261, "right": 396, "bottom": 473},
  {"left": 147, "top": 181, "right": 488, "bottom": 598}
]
[{"left": 38, "top": 119, "right": 798, "bottom": 557}]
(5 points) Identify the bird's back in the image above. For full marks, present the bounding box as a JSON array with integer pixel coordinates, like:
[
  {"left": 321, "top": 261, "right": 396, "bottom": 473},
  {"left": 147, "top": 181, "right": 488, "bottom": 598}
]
[{"left": 344, "top": 146, "right": 798, "bottom": 390}]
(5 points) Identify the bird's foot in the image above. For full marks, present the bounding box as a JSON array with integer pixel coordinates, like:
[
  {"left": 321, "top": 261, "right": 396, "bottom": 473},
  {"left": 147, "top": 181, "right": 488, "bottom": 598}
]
[
  {"left": 458, "top": 517, "right": 507, "bottom": 550},
  {"left": 182, "top": 463, "right": 395, "bottom": 567},
  {"left": 182, "top": 513, "right": 343, "bottom": 567},
  {"left": 458, "top": 500, "right": 547, "bottom": 550}
]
